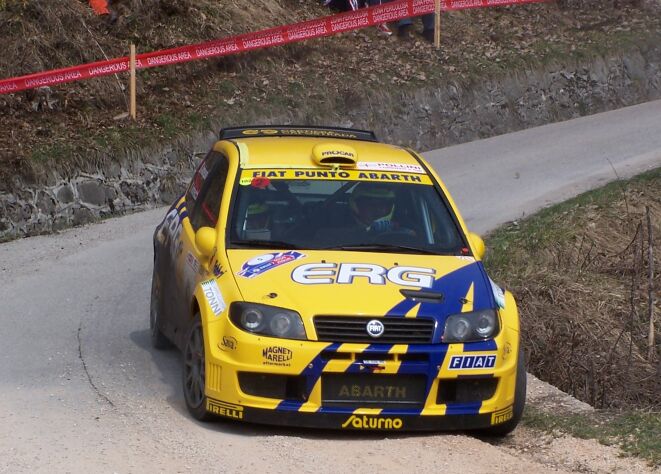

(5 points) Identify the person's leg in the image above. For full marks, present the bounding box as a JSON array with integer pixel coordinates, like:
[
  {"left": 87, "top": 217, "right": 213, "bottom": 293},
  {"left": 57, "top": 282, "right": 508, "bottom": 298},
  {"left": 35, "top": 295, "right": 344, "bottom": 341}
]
[
  {"left": 367, "top": 0, "right": 394, "bottom": 35},
  {"left": 397, "top": 16, "right": 414, "bottom": 37},
  {"left": 421, "top": 13, "right": 435, "bottom": 41},
  {"left": 421, "top": 13, "right": 435, "bottom": 32}
]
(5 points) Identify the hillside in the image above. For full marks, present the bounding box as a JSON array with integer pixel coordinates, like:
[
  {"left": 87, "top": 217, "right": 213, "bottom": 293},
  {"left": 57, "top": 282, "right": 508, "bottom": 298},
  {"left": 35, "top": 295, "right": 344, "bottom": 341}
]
[
  {"left": 1, "top": 0, "right": 660, "bottom": 190},
  {"left": 487, "top": 169, "right": 660, "bottom": 410}
]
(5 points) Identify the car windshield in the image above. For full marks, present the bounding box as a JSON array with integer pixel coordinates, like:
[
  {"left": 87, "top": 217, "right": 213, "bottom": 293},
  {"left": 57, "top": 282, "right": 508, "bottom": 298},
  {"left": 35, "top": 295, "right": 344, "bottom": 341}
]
[{"left": 229, "top": 169, "right": 466, "bottom": 254}]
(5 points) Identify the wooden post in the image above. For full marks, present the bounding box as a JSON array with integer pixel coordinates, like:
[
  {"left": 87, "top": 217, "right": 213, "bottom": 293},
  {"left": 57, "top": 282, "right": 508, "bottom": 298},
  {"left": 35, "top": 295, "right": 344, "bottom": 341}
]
[
  {"left": 434, "top": 0, "right": 441, "bottom": 49},
  {"left": 647, "top": 206, "right": 655, "bottom": 361},
  {"left": 129, "top": 43, "right": 137, "bottom": 120}
]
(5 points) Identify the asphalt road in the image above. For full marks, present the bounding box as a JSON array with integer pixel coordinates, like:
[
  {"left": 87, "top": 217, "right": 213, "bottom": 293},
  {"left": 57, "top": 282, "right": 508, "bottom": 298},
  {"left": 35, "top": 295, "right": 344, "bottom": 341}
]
[
  {"left": 425, "top": 99, "right": 661, "bottom": 234},
  {"left": 1, "top": 100, "right": 660, "bottom": 473}
]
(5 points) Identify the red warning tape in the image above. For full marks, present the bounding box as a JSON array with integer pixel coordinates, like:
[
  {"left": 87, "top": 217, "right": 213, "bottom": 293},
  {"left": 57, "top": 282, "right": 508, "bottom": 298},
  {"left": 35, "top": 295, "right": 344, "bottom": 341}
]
[{"left": 0, "top": 0, "right": 548, "bottom": 95}]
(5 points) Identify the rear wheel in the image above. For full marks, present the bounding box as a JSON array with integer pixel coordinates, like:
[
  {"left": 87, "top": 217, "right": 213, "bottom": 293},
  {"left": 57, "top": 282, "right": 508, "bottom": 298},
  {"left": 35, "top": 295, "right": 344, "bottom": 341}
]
[
  {"left": 183, "top": 315, "right": 213, "bottom": 421},
  {"left": 480, "top": 348, "right": 527, "bottom": 437},
  {"left": 149, "top": 268, "right": 172, "bottom": 350}
]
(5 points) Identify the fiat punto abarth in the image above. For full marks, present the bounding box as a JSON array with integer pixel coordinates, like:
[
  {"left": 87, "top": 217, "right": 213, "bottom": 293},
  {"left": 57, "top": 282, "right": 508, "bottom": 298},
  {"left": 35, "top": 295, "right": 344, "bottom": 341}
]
[{"left": 150, "top": 126, "right": 525, "bottom": 433}]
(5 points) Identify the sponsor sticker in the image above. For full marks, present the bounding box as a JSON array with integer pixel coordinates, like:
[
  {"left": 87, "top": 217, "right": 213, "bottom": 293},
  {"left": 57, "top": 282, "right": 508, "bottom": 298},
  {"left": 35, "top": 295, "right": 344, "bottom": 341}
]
[
  {"left": 162, "top": 206, "right": 183, "bottom": 257},
  {"left": 206, "top": 399, "right": 243, "bottom": 419},
  {"left": 262, "top": 346, "right": 292, "bottom": 366},
  {"left": 250, "top": 177, "right": 270, "bottom": 189},
  {"left": 341, "top": 415, "right": 403, "bottom": 430},
  {"left": 321, "top": 149, "right": 354, "bottom": 158},
  {"left": 186, "top": 252, "right": 201, "bottom": 275},
  {"left": 449, "top": 355, "right": 497, "bottom": 370},
  {"left": 212, "top": 260, "right": 225, "bottom": 277},
  {"left": 220, "top": 335, "right": 237, "bottom": 351},
  {"left": 240, "top": 169, "right": 433, "bottom": 184},
  {"left": 201, "top": 279, "right": 226, "bottom": 316},
  {"left": 238, "top": 251, "right": 305, "bottom": 278},
  {"left": 491, "top": 406, "right": 514, "bottom": 425},
  {"left": 489, "top": 278, "right": 506, "bottom": 309},
  {"left": 356, "top": 162, "right": 425, "bottom": 174},
  {"left": 291, "top": 263, "right": 435, "bottom": 288},
  {"left": 199, "top": 162, "right": 209, "bottom": 180},
  {"left": 240, "top": 128, "right": 360, "bottom": 139},
  {"left": 502, "top": 342, "right": 512, "bottom": 360},
  {"left": 338, "top": 384, "right": 407, "bottom": 399}
]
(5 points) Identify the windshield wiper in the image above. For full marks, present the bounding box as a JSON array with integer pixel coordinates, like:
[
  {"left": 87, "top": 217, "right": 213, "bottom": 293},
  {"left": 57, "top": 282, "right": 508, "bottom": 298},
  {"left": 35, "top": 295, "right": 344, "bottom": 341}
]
[
  {"left": 319, "top": 244, "right": 446, "bottom": 255},
  {"left": 230, "top": 240, "right": 301, "bottom": 249}
]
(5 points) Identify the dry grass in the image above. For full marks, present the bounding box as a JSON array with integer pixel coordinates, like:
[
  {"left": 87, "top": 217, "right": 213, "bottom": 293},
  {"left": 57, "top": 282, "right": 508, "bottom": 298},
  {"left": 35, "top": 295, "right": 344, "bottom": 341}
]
[{"left": 486, "top": 169, "right": 661, "bottom": 408}]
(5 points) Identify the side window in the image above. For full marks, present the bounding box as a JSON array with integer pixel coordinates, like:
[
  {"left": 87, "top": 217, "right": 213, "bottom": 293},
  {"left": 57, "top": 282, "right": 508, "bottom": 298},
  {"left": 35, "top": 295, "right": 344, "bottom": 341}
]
[
  {"left": 185, "top": 152, "right": 212, "bottom": 213},
  {"left": 188, "top": 151, "right": 229, "bottom": 231}
]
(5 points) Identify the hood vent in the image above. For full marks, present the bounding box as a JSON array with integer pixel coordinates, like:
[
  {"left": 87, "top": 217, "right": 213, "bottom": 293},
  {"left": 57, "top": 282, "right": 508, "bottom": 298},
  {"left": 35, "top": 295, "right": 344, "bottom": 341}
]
[{"left": 312, "top": 143, "right": 358, "bottom": 167}]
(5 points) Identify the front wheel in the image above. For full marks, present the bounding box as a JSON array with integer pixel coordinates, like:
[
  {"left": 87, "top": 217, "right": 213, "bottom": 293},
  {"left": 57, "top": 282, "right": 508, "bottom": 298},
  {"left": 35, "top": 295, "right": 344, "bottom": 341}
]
[
  {"left": 480, "top": 348, "right": 527, "bottom": 437},
  {"left": 182, "top": 315, "right": 213, "bottom": 421}
]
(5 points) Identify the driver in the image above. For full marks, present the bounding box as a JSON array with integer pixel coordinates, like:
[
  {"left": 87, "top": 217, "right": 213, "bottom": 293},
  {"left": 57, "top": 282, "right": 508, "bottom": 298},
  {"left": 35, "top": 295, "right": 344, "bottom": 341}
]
[
  {"left": 349, "top": 183, "right": 397, "bottom": 233},
  {"left": 242, "top": 201, "right": 272, "bottom": 240}
]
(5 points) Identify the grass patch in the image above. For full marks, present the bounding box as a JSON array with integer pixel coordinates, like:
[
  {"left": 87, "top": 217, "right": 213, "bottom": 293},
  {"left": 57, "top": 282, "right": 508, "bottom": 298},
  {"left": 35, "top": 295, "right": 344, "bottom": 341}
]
[
  {"left": 29, "top": 142, "right": 75, "bottom": 165},
  {"left": 154, "top": 113, "right": 180, "bottom": 138},
  {"left": 486, "top": 170, "right": 660, "bottom": 267},
  {"left": 484, "top": 168, "right": 660, "bottom": 408},
  {"left": 524, "top": 407, "right": 661, "bottom": 466}
]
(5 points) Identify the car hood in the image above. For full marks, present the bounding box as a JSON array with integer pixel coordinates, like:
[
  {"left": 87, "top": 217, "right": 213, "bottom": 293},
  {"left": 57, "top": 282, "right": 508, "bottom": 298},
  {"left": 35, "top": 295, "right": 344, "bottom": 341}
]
[{"left": 226, "top": 250, "right": 498, "bottom": 320}]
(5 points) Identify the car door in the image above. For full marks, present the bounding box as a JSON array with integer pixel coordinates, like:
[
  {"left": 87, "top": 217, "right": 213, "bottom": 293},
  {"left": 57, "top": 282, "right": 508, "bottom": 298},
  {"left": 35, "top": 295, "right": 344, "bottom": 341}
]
[{"left": 170, "top": 150, "right": 230, "bottom": 345}]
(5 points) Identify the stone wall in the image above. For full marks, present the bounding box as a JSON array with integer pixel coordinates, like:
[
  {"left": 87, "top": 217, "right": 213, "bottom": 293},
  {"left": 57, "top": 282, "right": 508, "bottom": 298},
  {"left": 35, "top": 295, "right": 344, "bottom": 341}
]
[{"left": 1, "top": 42, "right": 660, "bottom": 241}]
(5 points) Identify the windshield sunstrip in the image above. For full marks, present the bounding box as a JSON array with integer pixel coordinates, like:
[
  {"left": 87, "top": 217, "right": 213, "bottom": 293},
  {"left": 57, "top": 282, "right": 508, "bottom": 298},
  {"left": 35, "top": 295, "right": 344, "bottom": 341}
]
[{"left": 240, "top": 169, "right": 433, "bottom": 184}]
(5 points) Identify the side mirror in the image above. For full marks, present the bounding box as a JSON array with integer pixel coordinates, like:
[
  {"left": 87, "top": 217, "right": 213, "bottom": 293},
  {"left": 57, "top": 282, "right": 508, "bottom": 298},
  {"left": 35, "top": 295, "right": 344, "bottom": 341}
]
[
  {"left": 468, "top": 232, "right": 486, "bottom": 260},
  {"left": 195, "top": 227, "right": 216, "bottom": 258}
]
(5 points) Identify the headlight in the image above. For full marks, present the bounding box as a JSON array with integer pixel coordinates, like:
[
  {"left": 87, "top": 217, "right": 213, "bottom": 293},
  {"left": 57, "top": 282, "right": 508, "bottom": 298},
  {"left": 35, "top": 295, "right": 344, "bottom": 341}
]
[
  {"left": 230, "top": 302, "right": 307, "bottom": 340},
  {"left": 442, "top": 309, "right": 499, "bottom": 343}
]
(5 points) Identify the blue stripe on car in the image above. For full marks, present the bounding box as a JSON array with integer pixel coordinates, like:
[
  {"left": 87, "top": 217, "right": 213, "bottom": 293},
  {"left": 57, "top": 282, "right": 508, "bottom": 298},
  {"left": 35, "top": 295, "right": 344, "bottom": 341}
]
[
  {"left": 276, "top": 342, "right": 341, "bottom": 412},
  {"left": 387, "top": 262, "right": 496, "bottom": 344},
  {"left": 444, "top": 402, "right": 482, "bottom": 415},
  {"left": 463, "top": 340, "right": 498, "bottom": 352}
]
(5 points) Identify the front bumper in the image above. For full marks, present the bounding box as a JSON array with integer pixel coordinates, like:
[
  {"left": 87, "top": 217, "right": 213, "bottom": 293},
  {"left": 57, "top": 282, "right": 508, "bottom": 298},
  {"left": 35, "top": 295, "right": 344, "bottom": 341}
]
[
  {"left": 206, "top": 398, "right": 514, "bottom": 431},
  {"left": 202, "top": 319, "right": 519, "bottom": 431}
]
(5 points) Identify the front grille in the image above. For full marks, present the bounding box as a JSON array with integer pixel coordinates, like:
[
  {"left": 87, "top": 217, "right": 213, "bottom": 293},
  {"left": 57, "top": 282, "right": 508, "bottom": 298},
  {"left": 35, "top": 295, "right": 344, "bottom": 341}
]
[
  {"left": 322, "top": 373, "right": 426, "bottom": 408},
  {"left": 314, "top": 316, "right": 435, "bottom": 344}
]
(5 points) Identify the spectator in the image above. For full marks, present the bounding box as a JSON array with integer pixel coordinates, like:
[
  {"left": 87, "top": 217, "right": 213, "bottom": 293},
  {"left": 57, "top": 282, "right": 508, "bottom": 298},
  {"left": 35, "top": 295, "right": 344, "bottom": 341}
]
[
  {"left": 323, "top": 0, "right": 393, "bottom": 36},
  {"left": 398, "top": 14, "right": 435, "bottom": 42},
  {"left": 88, "top": 0, "right": 109, "bottom": 15},
  {"left": 87, "top": 0, "right": 118, "bottom": 22}
]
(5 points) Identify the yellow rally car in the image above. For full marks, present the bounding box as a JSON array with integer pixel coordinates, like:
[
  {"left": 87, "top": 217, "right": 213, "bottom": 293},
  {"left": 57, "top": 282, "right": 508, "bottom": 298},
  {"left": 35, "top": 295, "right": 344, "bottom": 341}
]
[{"left": 151, "top": 126, "right": 525, "bottom": 434}]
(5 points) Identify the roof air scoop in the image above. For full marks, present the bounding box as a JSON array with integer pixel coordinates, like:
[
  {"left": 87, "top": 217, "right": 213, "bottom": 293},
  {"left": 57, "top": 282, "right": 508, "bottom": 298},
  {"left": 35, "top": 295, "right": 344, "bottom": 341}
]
[{"left": 312, "top": 143, "right": 358, "bottom": 168}]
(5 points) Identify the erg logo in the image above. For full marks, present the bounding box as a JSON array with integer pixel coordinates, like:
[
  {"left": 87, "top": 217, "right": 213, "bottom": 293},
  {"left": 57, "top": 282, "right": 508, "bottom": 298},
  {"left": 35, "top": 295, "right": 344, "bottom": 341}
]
[{"left": 291, "top": 263, "right": 435, "bottom": 288}]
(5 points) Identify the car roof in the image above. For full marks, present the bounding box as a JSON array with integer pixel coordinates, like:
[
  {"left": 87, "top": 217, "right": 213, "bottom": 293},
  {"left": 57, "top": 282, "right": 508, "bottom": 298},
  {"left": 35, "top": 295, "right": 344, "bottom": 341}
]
[{"left": 225, "top": 136, "right": 422, "bottom": 169}]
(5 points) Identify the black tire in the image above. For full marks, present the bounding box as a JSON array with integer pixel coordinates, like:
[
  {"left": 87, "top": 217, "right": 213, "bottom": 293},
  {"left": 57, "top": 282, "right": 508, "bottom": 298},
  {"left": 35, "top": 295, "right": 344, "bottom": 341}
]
[
  {"left": 480, "top": 348, "right": 527, "bottom": 437},
  {"left": 182, "top": 315, "right": 213, "bottom": 421},
  {"left": 150, "top": 268, "right": 172, "bottom": 350}
]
